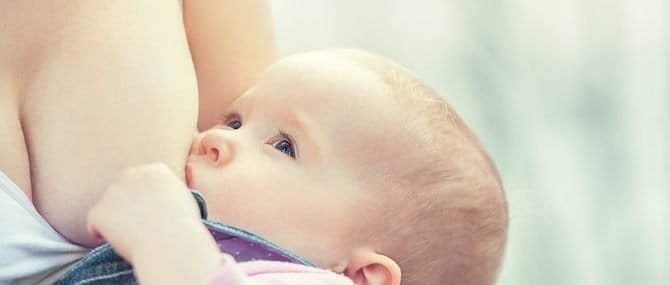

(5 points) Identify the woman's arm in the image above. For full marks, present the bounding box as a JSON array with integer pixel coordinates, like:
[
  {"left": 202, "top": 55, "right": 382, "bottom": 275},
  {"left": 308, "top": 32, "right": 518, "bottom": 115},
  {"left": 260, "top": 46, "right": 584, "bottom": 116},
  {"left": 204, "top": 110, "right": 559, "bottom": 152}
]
[{"left": 183, "top": 0, "right": 277, "bottom": 130}]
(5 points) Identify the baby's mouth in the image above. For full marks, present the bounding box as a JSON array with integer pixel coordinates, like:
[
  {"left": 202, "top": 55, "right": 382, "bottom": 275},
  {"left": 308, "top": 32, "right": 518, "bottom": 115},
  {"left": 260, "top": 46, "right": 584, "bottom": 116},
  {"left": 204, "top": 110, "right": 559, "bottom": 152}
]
[{"left": 185, "top": 164, "right": 196, "bottom": 189}]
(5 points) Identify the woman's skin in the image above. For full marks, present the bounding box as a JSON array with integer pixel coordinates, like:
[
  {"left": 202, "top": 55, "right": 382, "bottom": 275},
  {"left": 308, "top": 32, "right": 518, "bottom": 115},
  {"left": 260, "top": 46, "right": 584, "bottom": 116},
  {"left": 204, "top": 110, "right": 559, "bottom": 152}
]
[
  {"left": 0, "top": 0, "right": 276, "bottom": 247},
  {"left": 184, "top": 0, "right": 277, "bottom": 130}
]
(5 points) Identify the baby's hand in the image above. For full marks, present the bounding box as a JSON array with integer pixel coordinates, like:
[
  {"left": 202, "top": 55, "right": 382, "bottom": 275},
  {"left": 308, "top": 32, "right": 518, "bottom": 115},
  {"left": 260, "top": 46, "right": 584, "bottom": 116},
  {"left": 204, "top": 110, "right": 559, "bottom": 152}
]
[{"left": 87, "top": 163, "right": 203, "bottom": 264}]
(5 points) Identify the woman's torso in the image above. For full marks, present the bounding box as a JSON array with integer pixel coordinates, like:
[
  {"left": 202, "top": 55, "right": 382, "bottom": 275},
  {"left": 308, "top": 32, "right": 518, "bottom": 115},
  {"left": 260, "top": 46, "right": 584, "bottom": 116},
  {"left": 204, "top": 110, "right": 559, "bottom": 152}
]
[{"left": 0, "top": 0, "right": 198, "bottom": 247}]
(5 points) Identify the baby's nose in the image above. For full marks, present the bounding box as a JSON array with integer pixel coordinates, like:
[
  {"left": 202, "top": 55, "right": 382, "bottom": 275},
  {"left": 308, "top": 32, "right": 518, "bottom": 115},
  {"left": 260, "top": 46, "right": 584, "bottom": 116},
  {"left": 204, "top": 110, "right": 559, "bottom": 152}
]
[{"left": 199, "top": 131, "right": 233, "bottom": 167}]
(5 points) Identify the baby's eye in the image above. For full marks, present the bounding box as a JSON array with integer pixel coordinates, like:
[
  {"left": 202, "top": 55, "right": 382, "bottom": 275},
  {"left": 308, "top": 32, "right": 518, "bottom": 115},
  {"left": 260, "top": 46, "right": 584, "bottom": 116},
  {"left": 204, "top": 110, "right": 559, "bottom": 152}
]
[
  {"left": 222, "top": 113, "right": 242, "bottom": 129},
  {"left": 271, "top": 132, "right": 296, "bottom": 158},
  {"left": 273, "top": 140, "right": 295, "bottom": 158},
  {"left": 227, "top": 119, "right": 241, "bottom": 130}
]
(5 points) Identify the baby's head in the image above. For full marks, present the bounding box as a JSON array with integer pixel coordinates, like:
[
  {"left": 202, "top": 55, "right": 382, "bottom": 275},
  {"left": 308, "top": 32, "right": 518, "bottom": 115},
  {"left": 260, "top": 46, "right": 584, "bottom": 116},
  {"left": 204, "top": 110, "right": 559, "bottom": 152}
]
[{"left": 186, "top": 50, "right": 508, "bottom": 285}]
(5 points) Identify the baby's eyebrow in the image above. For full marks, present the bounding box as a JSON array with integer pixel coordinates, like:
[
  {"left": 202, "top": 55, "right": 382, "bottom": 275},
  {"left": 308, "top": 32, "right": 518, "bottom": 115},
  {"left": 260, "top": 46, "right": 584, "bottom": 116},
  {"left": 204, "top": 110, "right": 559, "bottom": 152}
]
[
  {"left": 284, "top": 110, "right": 320, "bottom": 161},
  {"left": 218, "top": 108, "right": 239, "bottom": 122},
  {"left": 220, "top": 94, "right": 254, "bottom": 121}
]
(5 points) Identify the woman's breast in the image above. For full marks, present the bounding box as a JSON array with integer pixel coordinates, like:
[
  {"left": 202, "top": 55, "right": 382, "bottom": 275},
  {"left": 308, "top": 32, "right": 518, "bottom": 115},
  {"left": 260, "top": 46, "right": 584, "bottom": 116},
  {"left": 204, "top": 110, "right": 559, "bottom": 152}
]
[
  {"left": 0, "top": 82, "right": 33, "bottom": 200},
  {"left": 6, "top": 0, "right": 198, "bottom": 247},
  {"left": 0, "top": 1, "right": 57, "bottom": 200}
]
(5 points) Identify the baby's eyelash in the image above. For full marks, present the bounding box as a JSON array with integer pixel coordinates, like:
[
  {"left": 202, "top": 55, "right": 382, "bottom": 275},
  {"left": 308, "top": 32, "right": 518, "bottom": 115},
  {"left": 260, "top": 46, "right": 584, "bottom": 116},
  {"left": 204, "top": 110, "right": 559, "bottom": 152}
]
[
  {"left": 219, "top": 111, "right": 241, "bottom": 125},
  {"left": 221, "top": 111, "right": 236, "bottom": 121},
  {"left": 278, "top": 129, "right": 292, "bottom": 142}
]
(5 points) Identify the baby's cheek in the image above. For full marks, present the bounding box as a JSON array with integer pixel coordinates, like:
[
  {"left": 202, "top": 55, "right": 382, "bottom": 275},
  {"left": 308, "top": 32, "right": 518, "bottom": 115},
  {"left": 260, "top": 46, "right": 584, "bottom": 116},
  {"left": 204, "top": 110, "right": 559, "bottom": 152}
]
[{"left": 205, "top": 188, "right": 252, "bottom": 223}]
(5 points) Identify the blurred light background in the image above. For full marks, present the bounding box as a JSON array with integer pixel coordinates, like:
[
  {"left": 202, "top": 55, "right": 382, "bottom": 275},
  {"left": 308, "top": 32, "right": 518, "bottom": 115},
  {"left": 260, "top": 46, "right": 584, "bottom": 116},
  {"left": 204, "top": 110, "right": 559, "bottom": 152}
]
[{"left": 270, "top": 1, "right": 669, "bottom": 284}]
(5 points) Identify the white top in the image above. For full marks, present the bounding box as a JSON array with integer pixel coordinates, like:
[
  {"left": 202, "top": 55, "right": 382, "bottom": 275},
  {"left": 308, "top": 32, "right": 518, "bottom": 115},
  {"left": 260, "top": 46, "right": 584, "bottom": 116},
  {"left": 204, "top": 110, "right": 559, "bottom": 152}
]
[{"left": 0, "top": 171, "right": 87, "bottom": 285}]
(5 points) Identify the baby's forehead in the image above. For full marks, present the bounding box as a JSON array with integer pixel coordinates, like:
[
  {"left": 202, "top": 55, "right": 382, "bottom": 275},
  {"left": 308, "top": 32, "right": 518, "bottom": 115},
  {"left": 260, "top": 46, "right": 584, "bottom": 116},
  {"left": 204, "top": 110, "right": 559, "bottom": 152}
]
[
  {"left": 259, "top": 55, "right": 383, "bottom": 97},
  {"left": 246, "top": 54, "right": 400, "bottom": 124},
  {"left": 242, "top": 51, "right": 426, "bottom": 158}
]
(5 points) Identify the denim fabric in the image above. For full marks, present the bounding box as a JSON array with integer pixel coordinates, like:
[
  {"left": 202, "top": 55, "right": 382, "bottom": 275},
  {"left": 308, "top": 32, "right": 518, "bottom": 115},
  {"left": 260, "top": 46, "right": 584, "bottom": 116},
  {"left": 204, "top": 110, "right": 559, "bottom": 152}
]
[
  {"left": 55, "top": 244, "right": 134, "bottom": 285},
  {"left": 56, "top": 190, "right": 312, "bottom": 284}
]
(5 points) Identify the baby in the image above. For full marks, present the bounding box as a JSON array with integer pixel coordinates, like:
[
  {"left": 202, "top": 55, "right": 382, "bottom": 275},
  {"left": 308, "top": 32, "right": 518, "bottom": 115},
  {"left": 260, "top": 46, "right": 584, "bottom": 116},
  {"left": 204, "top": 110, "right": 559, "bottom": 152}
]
[{"left": 87, "top": 50, "right": 509, "bottom": 285}]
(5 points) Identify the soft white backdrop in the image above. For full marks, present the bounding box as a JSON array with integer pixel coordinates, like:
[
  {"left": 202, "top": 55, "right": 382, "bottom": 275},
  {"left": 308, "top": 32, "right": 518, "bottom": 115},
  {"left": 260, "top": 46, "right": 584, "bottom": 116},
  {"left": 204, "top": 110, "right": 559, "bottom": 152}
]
[{"left": 269, "top": 1, "right": 669, "bottom": 284}]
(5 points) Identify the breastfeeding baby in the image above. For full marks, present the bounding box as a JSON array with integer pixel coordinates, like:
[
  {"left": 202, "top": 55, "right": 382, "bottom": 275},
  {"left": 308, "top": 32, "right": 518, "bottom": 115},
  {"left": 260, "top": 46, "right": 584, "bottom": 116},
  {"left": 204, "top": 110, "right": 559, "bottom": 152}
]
[
  {"left": 88, "top": 50, "right": 508, "bottom": 285},
  {"left": 0, "top": 3, "right": 507, "bottom": 285}
]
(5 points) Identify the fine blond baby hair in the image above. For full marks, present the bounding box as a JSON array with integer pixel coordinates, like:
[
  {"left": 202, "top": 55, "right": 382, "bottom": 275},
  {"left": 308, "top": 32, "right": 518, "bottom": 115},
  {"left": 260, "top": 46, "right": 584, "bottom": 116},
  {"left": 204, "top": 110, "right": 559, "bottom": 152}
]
[{"left": 330, "top": 49, "right": 508, "bottom": 285}]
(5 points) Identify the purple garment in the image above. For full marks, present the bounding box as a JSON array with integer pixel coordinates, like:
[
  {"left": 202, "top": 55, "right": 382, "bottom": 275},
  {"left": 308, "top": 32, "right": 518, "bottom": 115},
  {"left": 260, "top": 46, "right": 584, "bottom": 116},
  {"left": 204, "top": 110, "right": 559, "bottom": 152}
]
[{"left": 203, "top": 220, "right": 313, "bottom": 266}]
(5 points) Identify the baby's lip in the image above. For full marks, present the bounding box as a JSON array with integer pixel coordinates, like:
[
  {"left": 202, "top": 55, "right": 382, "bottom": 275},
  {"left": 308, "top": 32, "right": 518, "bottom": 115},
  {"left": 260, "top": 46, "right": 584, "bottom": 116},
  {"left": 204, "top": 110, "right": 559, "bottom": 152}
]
[{"left": 185, "top": 164, "right": 195, "bottom": 189}]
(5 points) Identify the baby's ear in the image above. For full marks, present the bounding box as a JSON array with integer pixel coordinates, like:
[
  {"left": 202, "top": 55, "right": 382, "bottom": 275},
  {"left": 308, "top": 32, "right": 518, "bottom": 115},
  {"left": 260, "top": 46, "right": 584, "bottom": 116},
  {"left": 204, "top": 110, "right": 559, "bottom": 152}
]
[{"left": 344, "top": 248, "right": 401, "bottom": 285}]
